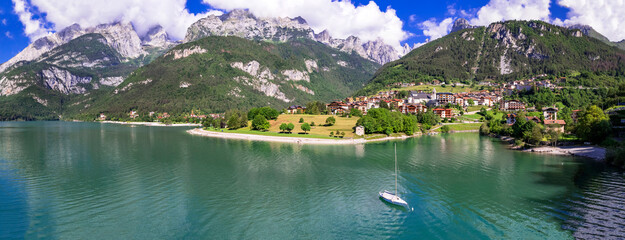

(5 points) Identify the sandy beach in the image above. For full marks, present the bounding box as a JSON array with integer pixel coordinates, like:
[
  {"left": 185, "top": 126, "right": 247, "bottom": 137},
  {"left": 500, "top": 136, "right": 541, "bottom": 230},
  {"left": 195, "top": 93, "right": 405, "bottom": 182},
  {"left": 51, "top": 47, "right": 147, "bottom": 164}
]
[
  {"left": 101, "top": 121, "right": 201, "bottom": 127},
  {"left": 186, "top": 128, "right": 422, "bottom": 145},
  {"left": 523, "top": 146, "right": 606, "bottom": 161}
]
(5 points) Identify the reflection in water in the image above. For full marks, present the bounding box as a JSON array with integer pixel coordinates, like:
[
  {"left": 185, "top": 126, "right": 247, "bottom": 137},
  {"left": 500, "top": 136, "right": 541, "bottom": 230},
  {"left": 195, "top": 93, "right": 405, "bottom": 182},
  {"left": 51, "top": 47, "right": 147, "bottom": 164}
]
[{"left": 0, "top": 122, "right": 623, "bottom": 239}]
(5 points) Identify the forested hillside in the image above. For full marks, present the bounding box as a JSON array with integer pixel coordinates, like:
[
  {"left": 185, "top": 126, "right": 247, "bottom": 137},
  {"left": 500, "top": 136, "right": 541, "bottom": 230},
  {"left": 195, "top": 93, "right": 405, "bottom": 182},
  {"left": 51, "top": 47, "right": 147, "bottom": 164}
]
[
  {"left": 358, "top": 20, "right": 625, "bottom": 95},
  {"left": 71, "top": 36, "right": 379, "bottom": 119}
]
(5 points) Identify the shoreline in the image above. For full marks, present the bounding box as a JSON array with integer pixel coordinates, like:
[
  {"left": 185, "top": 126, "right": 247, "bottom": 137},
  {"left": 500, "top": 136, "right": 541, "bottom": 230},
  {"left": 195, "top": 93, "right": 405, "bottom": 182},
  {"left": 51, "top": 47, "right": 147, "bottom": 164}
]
[
  {"left": 522, "top": 146, "right": 606, "bottom": 161},
  {"left": 100, "top": 121, "right": 201, "bottom": 127},
  {"left": 187, "top": 128, "right": 420, "bottom": 145}
]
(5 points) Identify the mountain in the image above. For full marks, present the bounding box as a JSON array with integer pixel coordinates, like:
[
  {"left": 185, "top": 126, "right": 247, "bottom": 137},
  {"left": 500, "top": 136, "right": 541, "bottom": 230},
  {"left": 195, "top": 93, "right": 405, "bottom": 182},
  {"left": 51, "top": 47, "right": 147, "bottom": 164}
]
[
  {"left": 0, "top": 23, "right": 177, "bottom": 120},
  {"left": 567, "top": 24, "right": 625, "bottom": 51},
  {"left": 184, "top": 9, "right": 404, "bottom": 65},
  {"left": 357, "top": 20, "right": 625, "bottom": 95},
  {"left": 450, "top": 18, "right": 475, "bottom": 33},
  {"left": 70, "top": 36, "right": 379, "bottom": 119}
]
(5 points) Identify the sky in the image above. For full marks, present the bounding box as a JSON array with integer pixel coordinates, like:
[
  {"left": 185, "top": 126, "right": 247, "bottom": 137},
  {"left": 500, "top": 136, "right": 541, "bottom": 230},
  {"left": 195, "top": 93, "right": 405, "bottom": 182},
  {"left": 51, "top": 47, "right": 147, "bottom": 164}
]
[{"left": 0, "top": 0, "right": 624, "bottom": 64}]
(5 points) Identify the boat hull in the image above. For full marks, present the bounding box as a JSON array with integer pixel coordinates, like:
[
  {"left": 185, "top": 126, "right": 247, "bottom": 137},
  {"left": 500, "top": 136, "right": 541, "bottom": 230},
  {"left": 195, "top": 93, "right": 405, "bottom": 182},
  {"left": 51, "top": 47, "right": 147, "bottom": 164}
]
[{"left": 379, "top": 191, "right": 408, "bottom": 208}]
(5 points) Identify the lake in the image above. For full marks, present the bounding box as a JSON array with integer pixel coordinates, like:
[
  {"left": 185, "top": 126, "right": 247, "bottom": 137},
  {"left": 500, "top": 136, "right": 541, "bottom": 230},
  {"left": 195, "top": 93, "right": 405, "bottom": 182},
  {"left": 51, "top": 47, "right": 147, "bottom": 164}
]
[{"left": 0, "top": 122, "right": 623, "bottom": 239}]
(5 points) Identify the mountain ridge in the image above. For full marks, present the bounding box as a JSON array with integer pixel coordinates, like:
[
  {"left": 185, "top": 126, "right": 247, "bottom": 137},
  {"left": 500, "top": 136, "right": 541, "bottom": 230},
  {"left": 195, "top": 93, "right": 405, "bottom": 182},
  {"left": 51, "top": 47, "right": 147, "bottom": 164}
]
[{"left": 357, "top": 19, "right": 625, "bottom": 95}]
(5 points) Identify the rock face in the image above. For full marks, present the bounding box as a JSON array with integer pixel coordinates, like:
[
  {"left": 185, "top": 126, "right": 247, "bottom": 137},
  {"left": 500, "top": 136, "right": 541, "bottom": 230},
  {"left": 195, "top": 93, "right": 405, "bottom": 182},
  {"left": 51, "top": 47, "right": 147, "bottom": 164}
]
[
  {"left": 0, "top": 22, "right": 175, "bottom": 74},
  {"left": 166, "top": 46, "right": 207, "bottom": 60},
  {"left": 142, "top": 26, "right": 177, "bottom": 48},
  {"left": 450, "top": 18, "right": 474, "bottom": 33},
  {"left": 41, "top": 67, "right": 92, "bottom": 94},
  {"left": 185, "top": 9, "right": 314, "bottom": 43},
  {"left": 88, "top": 22, "right": 145, "bottom": 59},
  {"left": 185, "top": 9, "right": 403, "bottom": 64},
  {"left": 230, "top": 61, "right": 289, "bottom": 102}
]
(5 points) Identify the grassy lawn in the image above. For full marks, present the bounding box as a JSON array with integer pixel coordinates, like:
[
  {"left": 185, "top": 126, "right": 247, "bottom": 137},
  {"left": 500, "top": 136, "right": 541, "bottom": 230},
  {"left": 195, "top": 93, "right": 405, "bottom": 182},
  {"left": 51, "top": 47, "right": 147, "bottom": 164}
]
[
  {"left": 461, "top": 113, "right": 483, "bottom": 121},
  {"left": 466, "top": 105, "right": 486, "bottom": 112},
  {"left": 436, "top": 123, "right": 483, "bottom": 132},
  {"left": 388, "top": 85, "right": 475, "bottom": 94},
  {"left": 211, "top": 114, "right": 360, "bottom": 139},
  {"left": 207, "top": 128, "right": 334, "bottom": 139}
]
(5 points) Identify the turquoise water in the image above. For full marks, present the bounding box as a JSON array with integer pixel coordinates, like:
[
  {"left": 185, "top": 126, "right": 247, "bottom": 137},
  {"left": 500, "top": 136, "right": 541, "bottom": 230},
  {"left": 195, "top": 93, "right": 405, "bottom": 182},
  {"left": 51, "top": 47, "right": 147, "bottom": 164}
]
[{"left": 0, "top": 122, "right": 623, "bottom": 239}]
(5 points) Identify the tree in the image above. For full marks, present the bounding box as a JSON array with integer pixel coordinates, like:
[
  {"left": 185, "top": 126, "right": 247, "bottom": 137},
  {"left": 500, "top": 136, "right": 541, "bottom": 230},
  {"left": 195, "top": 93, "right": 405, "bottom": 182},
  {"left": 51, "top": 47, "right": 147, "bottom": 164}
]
[
  {"left": 325, "top": 116, "right": 336, "bottom": 126},
  {"left": 575, "top": 105, "right": 611, "bottom": 143},
  {"left": 441, "top": 125, "right": 451, "bottom": 133},
  {"left": 279, "top": 123, "right": 288, "bottom": 133},
  {"left": 330, "top": 132, "right": 334, "bottom": 137},
  {"left": 350, "top": 108, "right": 363, "bottom": 117},
  {"left": 380, "top": 101, "right": 390, "bottom": 109},
  {"left": 311, "top": 122, "right": 315, "bottom": 126},
  {"left": 305, "top": 101, "right": 326, "bottom": 115},
  {"left": 252, "top": 115, "right": 270, "bottom": 131},
  {"left": 286, "top": 123, "right": 295, "bottom": 133},
  {"left": 467, "top": 99, "right": 475, "bottom": 106},
  {"left": 248, "top": 107, "right": 279, "bottom": 120},
  {"left": 526, "top": 124, "right": 543, "bottom": 144},
  {"left": 341, "top": 132, "right": 346, "bottom": 138},
  {"left": 226, "top": 109, "right": 248, "bottom": 129},
  {"left": 301, "top": 123, "right": 311, "bottom": 133},
  {"left": 546, "top": 129, "right": 561, "bottom": 146},
  {"left": 227, "top": 115, "right": 241, "bottom": 130},
  {"left": 202, "top": 117, "right": 213, "bottom": 128},
  {"left": 299, "top": 117, "right": 304, "bottom": 123}
]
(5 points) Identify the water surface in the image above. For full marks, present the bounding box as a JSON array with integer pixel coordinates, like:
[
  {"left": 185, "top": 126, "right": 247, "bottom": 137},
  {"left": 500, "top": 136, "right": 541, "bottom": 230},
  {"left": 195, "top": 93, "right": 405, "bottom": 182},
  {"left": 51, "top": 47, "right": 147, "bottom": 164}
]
[{"left": 0, "top": 122, "right": 623, "bottom": 239}]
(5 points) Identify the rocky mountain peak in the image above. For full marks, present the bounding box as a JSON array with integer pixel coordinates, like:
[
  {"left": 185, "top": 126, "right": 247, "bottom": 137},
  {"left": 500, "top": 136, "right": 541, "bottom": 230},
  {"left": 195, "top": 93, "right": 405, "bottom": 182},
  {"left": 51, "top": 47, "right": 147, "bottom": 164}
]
[
  {"left": 314, "top": 29, "right": 331, "bottom": 43},
  {"left": 220, "top": 9, "right": 257, "bottom": 21},
  {"left": 185, "top": 9, "right": 403, "bottom": 64},
  {"left": 451, "top": 18, "right": 474, "bottom": 33},
  {"left": 142, "top": 25, "right": 174, "bottom": 48}
]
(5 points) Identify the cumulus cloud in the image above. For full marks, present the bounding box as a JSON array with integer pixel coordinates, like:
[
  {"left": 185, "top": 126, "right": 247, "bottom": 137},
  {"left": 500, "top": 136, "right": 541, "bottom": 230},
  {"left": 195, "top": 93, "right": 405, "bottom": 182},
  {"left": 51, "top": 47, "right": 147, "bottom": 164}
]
[
  {"left": 558, "top": 0, "right": 625, "bottom": 42},
  {"left": 12, "top": 0, "right": 221, "bottom": 41},
  {"left": 12, "top": 0, "right": 50, "bottom": 40},
  {"left": 469, "top": 0, "right": 551, "bottom": 26},
  {"left": 416, "top": 0, "right": 551, "bottom": 48},
  {"left": 421, "top": 18, "right": 454, "bottom": 41},
  {"left": 202, "top": 0, "right": 410, "bottom": 50}
]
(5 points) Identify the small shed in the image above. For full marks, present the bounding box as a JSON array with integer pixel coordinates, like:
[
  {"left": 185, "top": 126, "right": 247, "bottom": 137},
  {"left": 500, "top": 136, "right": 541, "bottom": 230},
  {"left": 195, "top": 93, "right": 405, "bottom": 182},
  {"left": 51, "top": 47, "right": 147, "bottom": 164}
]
[{"left": 355, "top": 126, "right": 365, "bottom": 136}]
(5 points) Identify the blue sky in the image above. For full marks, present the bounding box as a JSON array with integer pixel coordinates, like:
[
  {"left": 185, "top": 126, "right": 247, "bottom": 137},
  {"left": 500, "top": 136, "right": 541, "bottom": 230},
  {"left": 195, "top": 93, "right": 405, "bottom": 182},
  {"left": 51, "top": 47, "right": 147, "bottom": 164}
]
[{"left": 0, "top": 0, "right": 620, "bottom": 64}]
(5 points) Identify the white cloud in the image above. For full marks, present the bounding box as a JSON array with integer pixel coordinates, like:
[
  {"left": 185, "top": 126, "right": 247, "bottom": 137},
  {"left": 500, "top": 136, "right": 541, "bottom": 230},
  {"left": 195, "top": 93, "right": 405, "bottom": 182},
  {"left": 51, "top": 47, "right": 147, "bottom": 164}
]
[
  {"left": 1, "top": 19, "right": 6, "bottom": 25},
  {"left": 558, "top": 0, "right": 625, "bottom": 42},
  {"left": 415, "top": 0, "right": 551, "bottom": 47},
  {"left": 469, "top": 0, "right": 551, "bottom": 26},
  {"left": 202, "top": 0, "right": 410, "bottom": 50},
  {"left": 5, "top": 31, "right": 13, "bottom": 39},
  {"left": 13, "top": 0, "right": 222, "bottom": 41},
  {"left": 12, "top": 0, "right": 50, "bottom": 40},
  {"left": 420, "top": 18, "right": 454, "bottom": 41}
]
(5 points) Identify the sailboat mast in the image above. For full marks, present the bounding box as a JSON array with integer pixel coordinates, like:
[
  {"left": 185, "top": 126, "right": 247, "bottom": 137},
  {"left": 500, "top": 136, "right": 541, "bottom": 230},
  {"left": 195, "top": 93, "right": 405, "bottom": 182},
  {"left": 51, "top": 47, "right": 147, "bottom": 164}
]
[{"left": 394, "top": 143, "right": 397, "bottom": 196}]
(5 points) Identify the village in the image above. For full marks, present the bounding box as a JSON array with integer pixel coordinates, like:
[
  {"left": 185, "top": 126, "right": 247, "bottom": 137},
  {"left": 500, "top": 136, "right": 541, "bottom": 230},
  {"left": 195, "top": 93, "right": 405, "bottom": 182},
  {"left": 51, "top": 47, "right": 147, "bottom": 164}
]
[{"left": 101, "top": 75, "right": 580, "bottom": 136}]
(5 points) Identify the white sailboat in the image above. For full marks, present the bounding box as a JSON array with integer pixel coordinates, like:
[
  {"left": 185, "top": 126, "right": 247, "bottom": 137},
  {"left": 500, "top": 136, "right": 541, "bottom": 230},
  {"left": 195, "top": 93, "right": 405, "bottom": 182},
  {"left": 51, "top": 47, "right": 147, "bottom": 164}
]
[{"left": 379, "top": 143, "right": 409, "bottom": 208}]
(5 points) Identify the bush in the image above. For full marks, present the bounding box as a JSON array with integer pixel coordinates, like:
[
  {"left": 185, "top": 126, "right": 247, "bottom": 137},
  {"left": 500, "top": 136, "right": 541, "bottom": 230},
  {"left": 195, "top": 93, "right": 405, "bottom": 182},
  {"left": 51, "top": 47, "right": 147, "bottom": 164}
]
[
  {"left": 279, "top": 123, "right": 288, "bottom": 133},
  {"left": 606, "top": 145, "right": 625, "bottom": 169},
  {"left": 251, "top": 115, "right": 270, "bottom": 131},
  {"left": 479, "top": 123, "right": 490, "bottom": 135},
  {"left": 441, "top": 125, "right": 451, "bottom": 133},
  {"left": 325, "top": 116, "right": 336, "bottom": 126},
  {"left": 311, "top": 122, "right": 315, "bottom": 126},
  {"left": 248, "top": 107, "right": 279, "bottom": 120},
  {"left": 350, "top": 108, "right": 363, "bottom": 117},
  {"left": 299, "top": 117, "right": 304, "bottom": 123}
]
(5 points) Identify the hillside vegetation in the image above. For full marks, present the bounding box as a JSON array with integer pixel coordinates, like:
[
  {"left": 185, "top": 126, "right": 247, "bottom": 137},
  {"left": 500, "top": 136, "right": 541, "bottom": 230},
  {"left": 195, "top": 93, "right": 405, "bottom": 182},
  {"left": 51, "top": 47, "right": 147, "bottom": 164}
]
[
  {"left": 358, "top": 20, "right": 625, "bottom": 95},
  {"left": 73, "top": 36, "right": 379, "bottom": 119}
]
